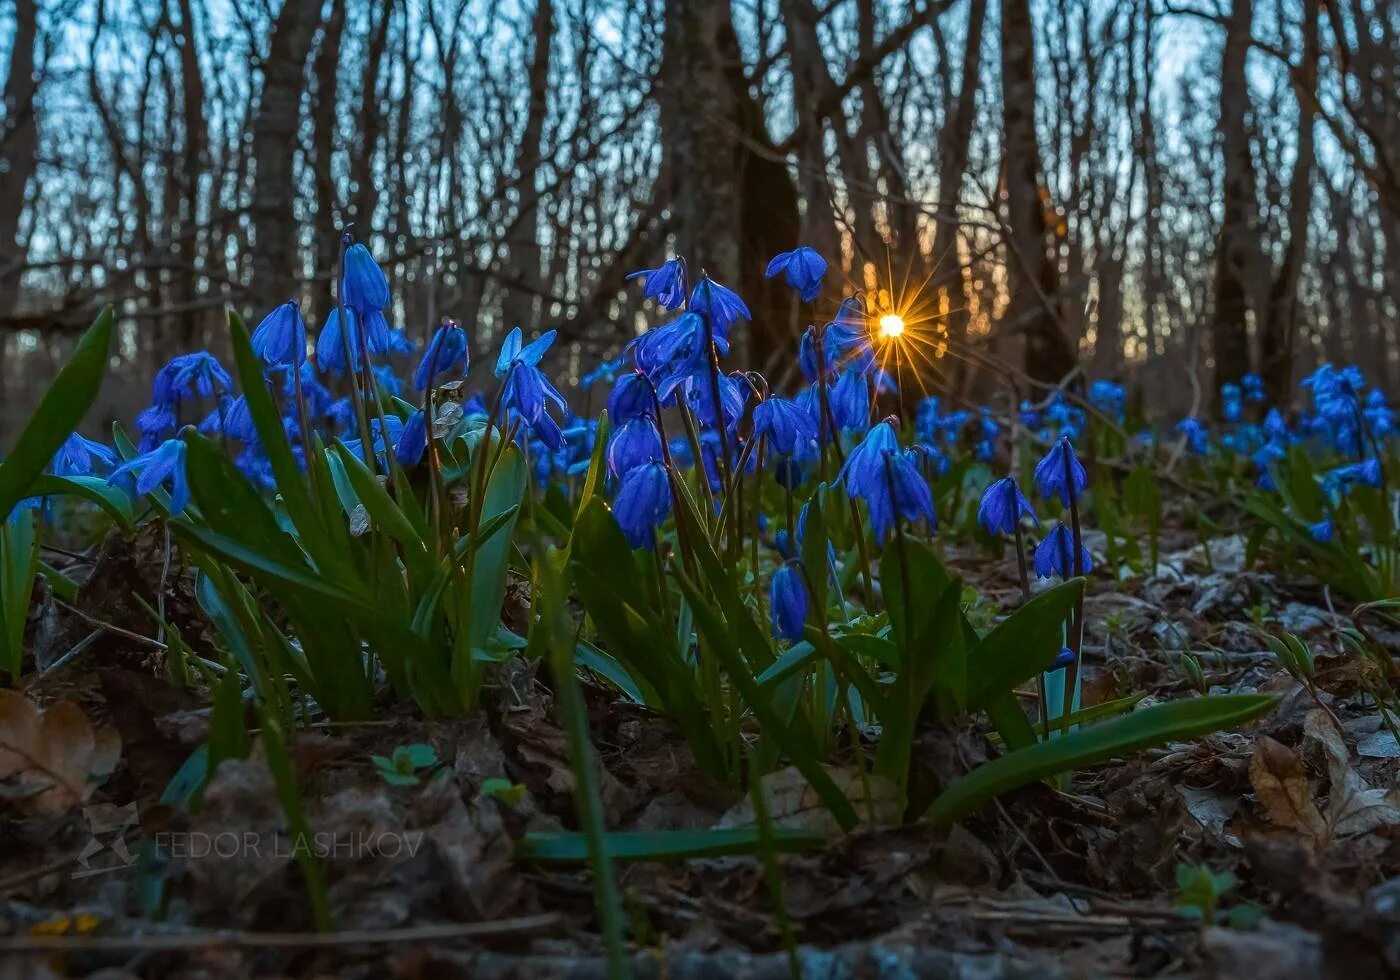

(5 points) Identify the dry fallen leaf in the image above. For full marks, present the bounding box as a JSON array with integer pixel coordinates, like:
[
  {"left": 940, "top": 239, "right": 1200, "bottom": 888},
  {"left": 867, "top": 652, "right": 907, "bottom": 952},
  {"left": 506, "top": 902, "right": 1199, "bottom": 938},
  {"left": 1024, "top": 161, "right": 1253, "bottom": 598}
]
[
  {"left": 1248, "top": 734, "right": 1328, "bottom": 848},
  {"left": 716, "top": 765, "right": 900, "bottom": 836},
  {"left": 1303, "top": 709, "right": 1400, "bottom": 838},
  {"left": 0, "top": 690, "right": 120, "bottom": 813}
]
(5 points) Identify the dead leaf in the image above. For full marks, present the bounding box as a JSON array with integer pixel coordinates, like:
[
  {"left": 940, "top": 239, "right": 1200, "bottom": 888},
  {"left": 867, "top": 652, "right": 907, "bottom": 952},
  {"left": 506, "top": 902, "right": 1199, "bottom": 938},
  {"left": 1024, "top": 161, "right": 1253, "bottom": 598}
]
[
  {"left": 0, "top": 690, "right": 120, "bottom": 813},
  {"left": 716, "top": 766, "right": 900, "bottom": 837},
  {"left": 1248, "top": 735, "right": 1328, "bottom": 848},
  {"left": 1303, "top": 709, "right": 1400, "bottom": 838}
]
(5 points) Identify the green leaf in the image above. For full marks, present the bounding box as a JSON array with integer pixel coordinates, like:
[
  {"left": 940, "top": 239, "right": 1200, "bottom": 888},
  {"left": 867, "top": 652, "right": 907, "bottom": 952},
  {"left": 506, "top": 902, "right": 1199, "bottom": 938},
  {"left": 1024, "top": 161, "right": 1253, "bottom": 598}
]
[
  {"left": 0, "top": 307, "right": 113, "bottom": 523},
  {"left": 925, "top": 695, "right": 1276, "bottom": 825},
  {"left": 517, "top": 827, "right": 827, "bottom": 862},
  {"left": 467, "top": 445, "right": 527, "bottom": 649},
  {"left": 27, "top": 474, "right": 135, "bottom": 529},
  {"left": 967, "top": 578, "right": 1084, "bottom": 708}
]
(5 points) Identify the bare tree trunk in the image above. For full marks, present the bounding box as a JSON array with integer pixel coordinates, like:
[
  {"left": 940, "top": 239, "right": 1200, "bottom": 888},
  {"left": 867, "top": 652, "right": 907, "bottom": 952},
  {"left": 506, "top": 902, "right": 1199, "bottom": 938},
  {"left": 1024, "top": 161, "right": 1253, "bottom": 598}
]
[
  {"left": 780, "top": 0, "right": 842, "bottom": 266},
  {"left": 175, "top": 0, "right": 208, "bottom": 346},
  {"left": 1209, "top": 0, "right": 1259, "bottom": 400},
  {"left": 250, "top": 0, "right": 320, "bottom": 313},
  {"left": 0, "top": 0, "right": 40, "bottom": 315},
  {"left": 1000, "top": 0, "right": 1075, "bottom": 385},
  {"left": 350, "top": 2, "right": 393, "bottom": 232},
  {"left": 931, "top": 0, "right": 985, "bottom": 391},
  {"left": 501, "top": 0, "right": 554, "bottom": 331},
  {"left": 311, "top": 0, "right": 346, "bottom": 319},
  {"left": 1259, "top": 0, "right": 1319, "bottom": 404}
]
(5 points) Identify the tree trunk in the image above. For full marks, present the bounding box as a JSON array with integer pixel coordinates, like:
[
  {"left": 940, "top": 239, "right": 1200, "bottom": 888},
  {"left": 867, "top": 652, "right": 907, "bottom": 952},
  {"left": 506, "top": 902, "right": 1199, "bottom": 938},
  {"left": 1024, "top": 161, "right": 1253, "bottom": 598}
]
[
  {"left": 1000, "top": 0, "right": 1075, "bottom": 385},
  {"left": 501, "top": 0, "right": 554, "bottom": 331},
  {"left": 311, "top": 0, "right": 347, "bottom": 319},
  {"left": 1259, "top": 0, "right": 1319, "bottom": 405},
  {"left": 1209, "top": 0, "right": 1259, "bottom": 401},
  {"left": 250, "top": 0, "right": 321, "bottom": 313},
  {"left": 0, "top": 0, "right": 40, "bottom": 315}
]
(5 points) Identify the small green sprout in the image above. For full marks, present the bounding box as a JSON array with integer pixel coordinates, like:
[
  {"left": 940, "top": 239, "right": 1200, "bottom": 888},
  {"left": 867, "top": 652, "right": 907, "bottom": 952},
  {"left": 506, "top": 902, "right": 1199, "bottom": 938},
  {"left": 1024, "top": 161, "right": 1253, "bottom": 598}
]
[
  {"left": 372, "top": 743, "right": 439, "bottom": 786},
  {"left": 479, "top": 777, "right": 528, "bottom": 806}
]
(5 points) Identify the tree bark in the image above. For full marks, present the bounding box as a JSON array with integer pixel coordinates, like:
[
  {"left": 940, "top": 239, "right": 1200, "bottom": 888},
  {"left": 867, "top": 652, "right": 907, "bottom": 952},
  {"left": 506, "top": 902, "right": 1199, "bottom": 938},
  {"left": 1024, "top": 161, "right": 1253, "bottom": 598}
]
[
  {"left": 0, "top": 0, "right": 40, "bottom": 315},
  {"left": 1000, "top": 0, "right": 1075, "bottom": 385},
  {"left": 501, "top": 0, "right": 554, "bottom": 331},
  {"left": 1259, "top": 0, "right": 1319, "bottom": 404},
  {"left": 1209, "top": 0, "right": 1259, "bottom": 400},
  {"left": 250, "top": 0, "right": 321, "bottom": 313}
]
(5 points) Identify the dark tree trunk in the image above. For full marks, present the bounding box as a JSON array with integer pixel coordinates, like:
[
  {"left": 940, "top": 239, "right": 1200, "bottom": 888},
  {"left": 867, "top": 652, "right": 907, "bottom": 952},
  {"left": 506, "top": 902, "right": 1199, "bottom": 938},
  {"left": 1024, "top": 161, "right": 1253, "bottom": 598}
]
[
  {"left": 1000, "top": 0, "right": 1075, "bottom": 385},
  {"left": 311, "top": 0, "right": 346, "bottom": 320},
  {"left": 1209, "top": 0, "right": 1259, "bottom": 401},
  {"left": 250, "top": 0, "right": 321, "bottom": 313},
  {"left": 1259, "top": 0, "right": 1319, "bottom": 405},
  {"left": 0, "top": 0, "right": 40, "bottom": 315},
  {"left": 501, "top": 0, "right": 554, "bottom": 331}
]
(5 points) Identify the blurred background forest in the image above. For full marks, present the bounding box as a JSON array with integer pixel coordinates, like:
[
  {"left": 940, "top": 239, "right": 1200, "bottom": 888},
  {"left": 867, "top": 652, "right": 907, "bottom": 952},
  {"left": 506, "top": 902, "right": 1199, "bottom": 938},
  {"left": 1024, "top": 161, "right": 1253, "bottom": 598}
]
[{"left": 0, "top": 0, "right": 1396, "bottom": 436}]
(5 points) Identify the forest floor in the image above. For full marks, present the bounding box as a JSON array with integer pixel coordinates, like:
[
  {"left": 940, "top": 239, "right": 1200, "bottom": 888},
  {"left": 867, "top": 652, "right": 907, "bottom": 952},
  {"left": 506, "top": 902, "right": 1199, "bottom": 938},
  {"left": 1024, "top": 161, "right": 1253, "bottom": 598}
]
[{"left": 1, "top": 524, "right": 1397, "bottom": 979}]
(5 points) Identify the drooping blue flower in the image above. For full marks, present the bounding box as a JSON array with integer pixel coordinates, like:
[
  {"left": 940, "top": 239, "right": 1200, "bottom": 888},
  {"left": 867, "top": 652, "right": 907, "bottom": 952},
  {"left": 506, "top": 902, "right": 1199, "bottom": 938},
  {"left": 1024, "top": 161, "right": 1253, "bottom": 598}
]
[
  {"left": 581, "top": 353, "right": 628, "bottom": 390},
  {"left": 372, "top": 364, "right": 403, "bottom": 398},
  {"left": 1252, "top": 440, "right": 1285, "bottom": 490},
  {"left": 1242, "top": 373, "right": 1266, "bottom": 403},
  {"left": 753, "top": 396, "right": 817, "bottom": 457},
  {"left": 625, "top": 258, "right": 686, "bottom": 310},
  {"left": 688, "top": 277, "right": 750, "bottom": 335},
  {"left": 1364, "top": 389, "right": 1393, "bottom": 438},
  {"left": 153, "top": 352, "right": 232, "bottom": 406},
  {"left": 413, "top": 322, "right": 468, "bottom": 390},
  {"left": 251, "top": 301, "right": 308, "bottom": 367},
  {"left": 769, "top": 561, "right": 810, "bottom": 641},
  {"left": 827, "top": 368, "right": 869, "bottom": 432},
  {"left": 1042, "top": 394, "right": 1085, "bottom": 440},
  {"left": 395, "top": 409, "right": 427, "bottom": 466},
  {"left": 607, "top": 417, "right": 663, "bottom": 479},
  {"left": 674, "top": 370, "right": 747, "bottom": 432},
  {"left": 613, "top": 460, "right": 671, "bottom": 548},
  {"left": 388, "top": 329, "right": 417, "bottom": 355},
  {"left": 799, "top": 298, "right": 874, "bottom": 381},
  {"left": 1327, "top": 457, "right": 1383, "bottom": 491},
  {"left": 607, "top": 371, "right": 655, "bottom": 422},
  {"left": 1018, "top": 400, "right": 1041, "bottom": 427},
  {"left": 978, "top": 476, "right": 1037, "bottom": 536},
  {"left": 197, "top": 396, "right": 232, "bottom": 437},
  {"left": 1032, "top": 436, "right": 1088, "bottom": 507},
  {"left": 632, "top": 312, "right": 717, "bottom": 383},
  {"left": 109, "top": 438, "right": 190, "bottom": 514},
  {"left": 1051, "top": 646, "right": 1075, "bottom": 670},
  {"left": 837, "top": 420, "right": 935, "bottom": 541},
  {"left": 764, "top": 247, "right": 827, "bottom": 303},
  {"left": 1033, "top": 523, "right": 1092, "bottom": 579},
  {"left": 1221, "top": 383, "right": 1243, "bottom": 423},
  {"left": 1088, "top": 380, "right": 1125, "bottom": 421},
  {"left": 341, "top": 242, "right": 390, "bottom": 314},
  {"left": 52, "top": 432, "right": 116, "bottom": 477},
  {"left": 1308, "top": 516, "right": 1333, "bottom": 543},
  {"left": 222, "top": 395, "right": 256, "bottom": 443},
  {"left": 136, "top": 404, "right": 177, "bottom": 452},
  {"left": 1263, "top": 408, "right": 1289, "bottom": 441},
  {"left": 1175, "top": 417, "right": 1210, "bottom": 454},
  {"left": 317, "top": 309, "right": 363, "bottom": 374}
]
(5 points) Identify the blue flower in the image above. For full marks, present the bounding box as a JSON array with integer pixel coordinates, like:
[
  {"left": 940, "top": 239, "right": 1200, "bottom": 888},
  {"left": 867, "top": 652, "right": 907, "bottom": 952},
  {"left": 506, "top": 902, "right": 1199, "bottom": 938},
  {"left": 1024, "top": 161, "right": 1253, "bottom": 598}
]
[
  {"left": 341, "top": 242, "right": 390, "bottom": 314},
  {"left": 1052, "top": 646, "right": 1075, "bottom": 670},
  {"left": 1088, "top": 380, "right": 1125, "bottom": 421},
  {"left": 613, "top": 460, "right": 671, "bottom": 548},
  {"left": 109, "top": 438, "right": 190, "bottom": 514},
  {"left": 197, "top": 396, "right": 232, "bottom": 437},
  {"left": 52, "top": 433, "right": 116, "bottom": 477},
  {"left": 769, "top": 561, "right": 810, "bottom": 641},
  {"left": 317, "top": 309, "right": 363, "bottom": 374},
  {"left": 1364, "top": 389, "right": 1393, "bottom": 437},
  {"left": 1019, "top": 400, "right": 1041, "bottom": 427},
  {"left": 674, "top": 370, "right": 747, "bottom": 432},
  {"left": 978, "top": 476, "right": 1036, "bottom": 536},
  {"left": 633, "top": 312, "right": 717, "bottom": 383},
  {"left": 607, "top": 417, "right": 663, "bottom": 478},
  {"left": 799, "top": 298, "right": 874, "bottom": 381},
  {"left": 764, "top": 247, "right": 827, "bottom": 302},
  {"left": 251, "top": 301, "right": 308, "bottom": 367},
  {"left": 1032, "top": 436, "right": 1088, "bottom": 507},
  {"left": 1175, "top": 417, "right": 1210, "bottom": 454},
  {"left": 496, "top": 327, "right": 567, "bottom": 448},
  {"left": 1242, "top": 373, "right": 1266, "bottom": 402},
  {"left": 1033, "top": 523, "right": 1092, "bottom": 579},
  {"left": 838, "top": 420, "right": 935, "bottom": 541},
  {"left": 1221, "top": 383, "right": 1243, "bottom": 423},
  {"left": 153, "top": 352, "right": 232, "bottom": 406},
  {"left": 581, "top": 353, "right": 628, "bottom": 390},
  {"left": 413, "top": 322, "right": 468, "bottom": 390},
  {"left": 1264, "top": 408, "right": 1289, "bottom": 441},
  {"left": 395, "top": 410, "right": 427, "bottom": 466},
  {"left": 136, "top": 404, "right": 177, "bottom": 452},
  {"left": 1308, "top": 516, "right": 1333, "bottom": 543},
  {"left": 753, "top": 396, "right": 817, "bottom": 457},
  {"left": 1327, "top": 457, "right": 1382, "bottom": 491},
  {"left": 688, "top": 277, "right": 750, "bottom": 334},
  {"left": 1252, "top": 440, "right": 1285, "bottom": 490},
  {"left": 607, "top": 371, "right": 655, "bottom": 422},
  {"left": 625, "top": 258, "right": 686, "bottom": 310},
  {"left": 223, "top": 395, "right": 256, "bottom": 443},
  {"left": 828, "top": 368, "right": 869, "bottom": 432}
]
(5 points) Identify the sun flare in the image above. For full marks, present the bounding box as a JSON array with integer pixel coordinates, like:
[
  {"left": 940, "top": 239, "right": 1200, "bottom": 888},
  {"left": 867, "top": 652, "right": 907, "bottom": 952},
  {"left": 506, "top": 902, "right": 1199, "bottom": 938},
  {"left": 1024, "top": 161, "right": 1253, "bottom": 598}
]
[{"left": 877, "top": 313, "right": 906, "bottom": 339}]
